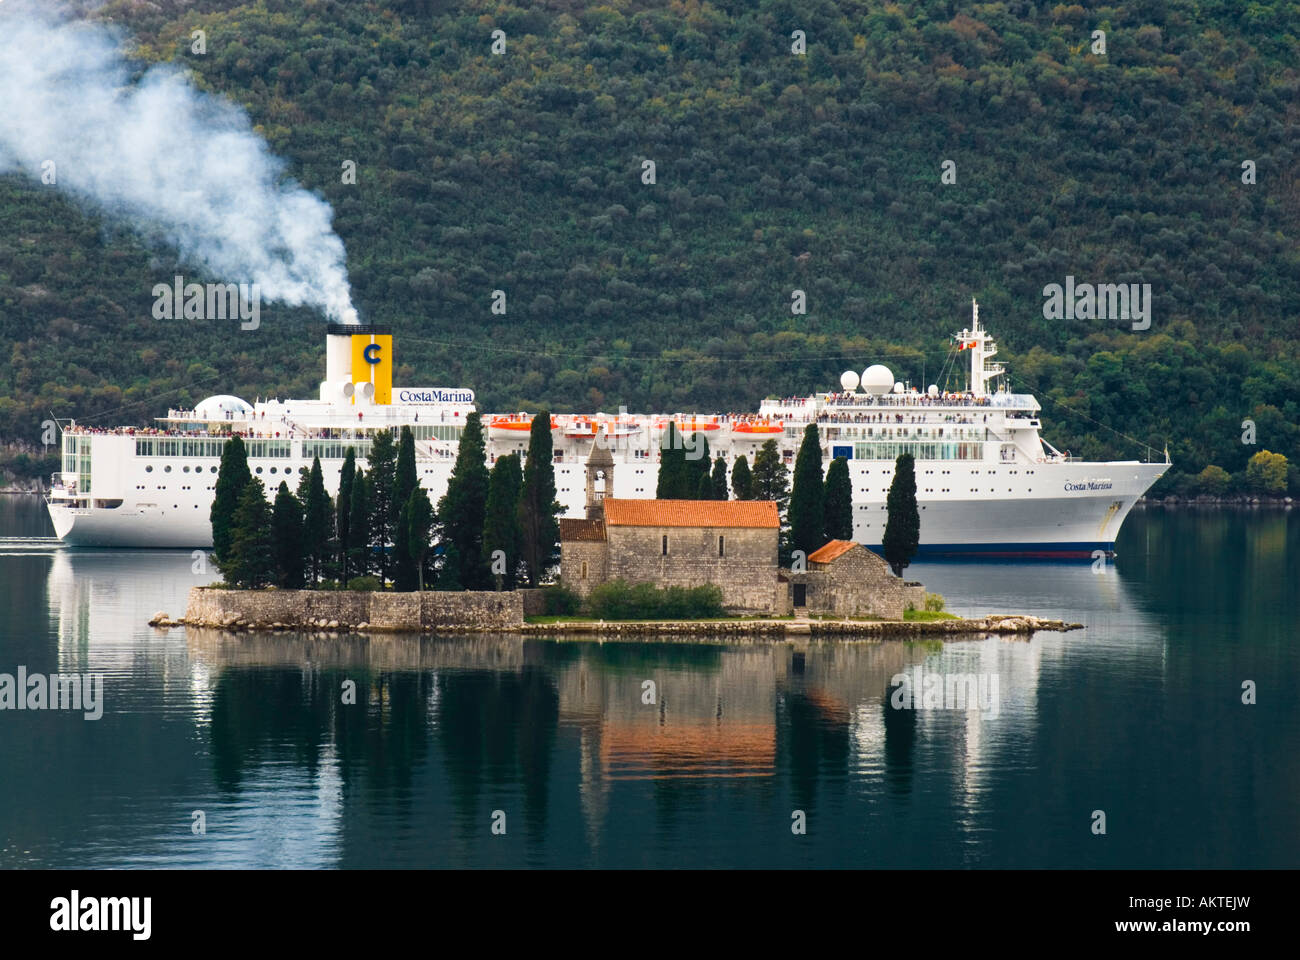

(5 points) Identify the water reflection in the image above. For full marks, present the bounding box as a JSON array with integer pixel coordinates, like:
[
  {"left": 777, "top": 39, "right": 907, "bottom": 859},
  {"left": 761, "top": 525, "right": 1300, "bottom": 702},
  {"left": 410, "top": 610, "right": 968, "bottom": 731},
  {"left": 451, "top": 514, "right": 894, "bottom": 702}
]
[{"left": 3, "top": 496, "right": 1296, "bottom": 868}]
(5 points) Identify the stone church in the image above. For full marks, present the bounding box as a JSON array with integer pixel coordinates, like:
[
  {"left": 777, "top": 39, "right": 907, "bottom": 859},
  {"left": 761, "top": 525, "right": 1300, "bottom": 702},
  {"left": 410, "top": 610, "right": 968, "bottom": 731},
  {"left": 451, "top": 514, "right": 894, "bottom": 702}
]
[
  {"left": 559, "top": 443, "right": 922, "bottom": 620},
  {"left": 559, "top": 442, "right": 782, "bottom": 615}
]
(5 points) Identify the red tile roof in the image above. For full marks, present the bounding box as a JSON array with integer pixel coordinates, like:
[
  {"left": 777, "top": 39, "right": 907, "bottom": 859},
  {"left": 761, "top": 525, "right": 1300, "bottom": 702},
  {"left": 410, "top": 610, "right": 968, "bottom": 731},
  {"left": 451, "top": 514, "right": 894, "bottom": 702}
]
[
  {"left": 807, "top": 540, "right": 858, "bottom": 564},
  {"left": 559, "top": 518, "right": 606, "bottom": 542},
  {"left": 603, "top": 498, "right": 780, "bottom": 529}
]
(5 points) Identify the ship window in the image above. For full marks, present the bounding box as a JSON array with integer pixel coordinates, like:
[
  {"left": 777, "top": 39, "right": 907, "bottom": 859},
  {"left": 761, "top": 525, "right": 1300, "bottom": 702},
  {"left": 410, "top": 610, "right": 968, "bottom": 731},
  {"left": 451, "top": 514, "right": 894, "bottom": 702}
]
[
  {"left": 164, "top": 465, "right": 171, "bottom": 473},
  {"left": 145, "top": 465, "right": 153, "bottom": 473}
]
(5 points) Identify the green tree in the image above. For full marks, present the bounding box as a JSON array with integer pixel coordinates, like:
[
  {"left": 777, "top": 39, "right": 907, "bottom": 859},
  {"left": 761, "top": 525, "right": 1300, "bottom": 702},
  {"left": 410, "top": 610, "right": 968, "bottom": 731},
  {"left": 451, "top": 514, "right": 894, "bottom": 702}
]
[
  {"left": 271, "top": 481, "right": 305, "bottom": 588},
  {"left": 656, "top": 422, "right": 686, "bottom": 498},
  {"left": 711, "top": 455, "right": 729, "bottom": 499},
  {"left": 223, "top": 478, "right": 274, "bottom": 589},
  {"left": 695, "top": 472, "right": 713, "bottom": 499},
  {"left": 302, "top": 456, "right": 332, "bottom": 585},
  {"left": 730, "top": 454, "right": 753, "bottom": 499},
  {"left": 1196, "top": 464, "right": 1230, "bottom": 496},
  {"left": 348, "top": 467, "right": 369, "bottom": 578},
  {"left": 436, "top": 411, "right": 490, "bottom": 589},
  {"left": 366, "top": 429, "right": 397, "bottom": 585},
  {"left": 691, "top": 434, "right": 712, "bottom": 494},
  {"left": 881, "top": 453, "right": 920, "bottom": 577},
  {"left": 391, "top": 426, "right": 419, "bottom": 590},
  {"left": 404, "top": 486, "right": 435, "bottom": 591},
  {"left": 336, "top": 447, "right": 356, "bottom": 583},
  {"left": 751, "top": 439, "right": 790, "bottom": 512},
  {"left": 1245, "top": 450, "right": 1288, "bottom": 494},
  {"left": 789, "top": 423, "right": 825, "bottom": 556},
  {"left": 823, "top": 456, "right": 853, "bottom": 541},
  {"left": 210, "top": 435, "right": 251, "bottom": 566},
  {"left": 519, "top": 410, "right": 562, "bottom": 586},
  {"left": 483, "top": 453, "right": 524, "bottom": 589}
]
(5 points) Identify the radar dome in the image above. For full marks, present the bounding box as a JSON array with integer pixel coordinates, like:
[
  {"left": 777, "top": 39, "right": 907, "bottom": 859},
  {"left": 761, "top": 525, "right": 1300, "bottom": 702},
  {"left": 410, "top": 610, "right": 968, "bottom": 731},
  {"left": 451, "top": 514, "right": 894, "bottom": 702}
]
[
  {"left": 893, "top": 382, "right": 905, "bottom": 394},
  {"left": 927, "top": 384, "right": 939, "bottom": 397},
  {"left": 194, "top": 395, "right": 253, "bottom": 420},
  {"left": 861, "top": 364, "right": 894, "bottom": 395},
  {"left": 839, "top": 370, "right": 860, "bottom": 392}
]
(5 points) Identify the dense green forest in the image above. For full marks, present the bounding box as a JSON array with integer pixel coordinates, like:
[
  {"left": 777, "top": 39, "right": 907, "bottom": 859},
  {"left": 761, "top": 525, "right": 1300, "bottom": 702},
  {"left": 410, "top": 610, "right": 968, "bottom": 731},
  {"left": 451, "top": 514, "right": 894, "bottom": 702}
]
[{"left": 2, "top": 0, "right": 1299, "bottom": 495}]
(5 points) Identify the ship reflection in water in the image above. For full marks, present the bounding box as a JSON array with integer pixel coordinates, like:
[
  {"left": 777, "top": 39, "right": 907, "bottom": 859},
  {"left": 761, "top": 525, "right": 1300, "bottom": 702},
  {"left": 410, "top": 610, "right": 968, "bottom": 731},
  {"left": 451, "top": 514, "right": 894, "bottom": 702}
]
[{"left": 7, "top": 506, "right": 1293, "bottom": 868}]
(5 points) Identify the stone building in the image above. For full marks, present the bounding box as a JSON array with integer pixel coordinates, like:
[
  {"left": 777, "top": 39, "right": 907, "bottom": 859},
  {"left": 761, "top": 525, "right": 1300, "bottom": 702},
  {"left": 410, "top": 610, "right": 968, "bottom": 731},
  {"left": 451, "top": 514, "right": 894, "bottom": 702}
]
[
  {"left": 560, "top": 498, "right": 782, "bottom": 615},
  {"left": 784, "top": 540, "right": 906, "bottom": 620}
]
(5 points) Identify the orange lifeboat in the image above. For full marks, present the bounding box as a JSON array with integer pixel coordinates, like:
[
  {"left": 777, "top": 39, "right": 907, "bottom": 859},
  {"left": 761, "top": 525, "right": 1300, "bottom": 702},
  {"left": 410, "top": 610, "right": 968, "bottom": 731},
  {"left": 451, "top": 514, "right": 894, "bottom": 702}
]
[
  {"left": 653, "top": 416, "right": 721, "bottom": 434},
  {"left": 732, "top": 418, "right": 784, "bottom": 435},
  {"left": 489, "top": 414, "right": 557, "bottom": 440}
]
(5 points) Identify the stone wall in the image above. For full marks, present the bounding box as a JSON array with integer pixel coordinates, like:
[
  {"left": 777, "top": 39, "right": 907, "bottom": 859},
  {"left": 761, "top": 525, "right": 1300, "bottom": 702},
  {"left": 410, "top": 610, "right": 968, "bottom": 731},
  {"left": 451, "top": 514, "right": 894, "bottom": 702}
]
[
  {"left": 561, "top": 540, "right": 608, "bottom": 598},
  {"left": 605, "top": 525, "right": 779, "bottom": 615},
  {"left": 518, "top": 588, "right": 547, "bottom": 616},
  {"left": 184, "top": 586, "right": 525, "bottom": 632},
  {"left": 902, "top": 582, "right": 927, "bottom": 612}
]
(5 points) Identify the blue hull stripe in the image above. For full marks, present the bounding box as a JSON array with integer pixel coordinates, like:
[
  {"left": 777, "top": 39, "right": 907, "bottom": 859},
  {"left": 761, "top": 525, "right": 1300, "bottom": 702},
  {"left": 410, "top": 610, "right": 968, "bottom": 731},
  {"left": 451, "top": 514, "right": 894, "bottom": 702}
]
[{"left": 863, "top": 541, "right": 1113, "bottom": 559}]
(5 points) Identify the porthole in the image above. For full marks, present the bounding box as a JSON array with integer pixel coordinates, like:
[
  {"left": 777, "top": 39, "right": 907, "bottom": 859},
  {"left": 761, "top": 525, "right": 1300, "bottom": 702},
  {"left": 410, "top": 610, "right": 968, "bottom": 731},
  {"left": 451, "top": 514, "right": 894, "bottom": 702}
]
[
  {"left": 210, "top": 466, "right": 217, "bottom": 473},
  {"left": 164, "top": 465, "right": 171, "bottom": 473},
  {"left": 255, "top": 467, "right": 263, "bottom": 474},
  {"left": 145, "top": 465, "right": 153, "bottom": 473}
]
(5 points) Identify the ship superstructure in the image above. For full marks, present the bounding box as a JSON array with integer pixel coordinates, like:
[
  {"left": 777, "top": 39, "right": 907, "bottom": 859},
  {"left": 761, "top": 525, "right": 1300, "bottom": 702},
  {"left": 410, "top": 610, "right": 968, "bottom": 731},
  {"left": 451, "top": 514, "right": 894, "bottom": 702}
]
[{"left": 47, "top": 304, "right": 1168, "bottom": 556}]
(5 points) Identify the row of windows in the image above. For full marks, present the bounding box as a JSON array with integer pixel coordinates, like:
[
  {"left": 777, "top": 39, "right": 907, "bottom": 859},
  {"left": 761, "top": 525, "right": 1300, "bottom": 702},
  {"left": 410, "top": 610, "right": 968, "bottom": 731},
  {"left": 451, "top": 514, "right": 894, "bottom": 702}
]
[{"left": 852, "top": 441, "right": 985, "bottom": 461}]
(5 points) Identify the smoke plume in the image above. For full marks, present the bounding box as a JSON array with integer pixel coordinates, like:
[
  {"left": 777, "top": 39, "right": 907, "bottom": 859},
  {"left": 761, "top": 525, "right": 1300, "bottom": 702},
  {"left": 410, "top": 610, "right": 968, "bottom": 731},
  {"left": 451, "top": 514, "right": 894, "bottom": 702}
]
[{"left": 0, "top": 3, "right": 357, "bottom": 323}]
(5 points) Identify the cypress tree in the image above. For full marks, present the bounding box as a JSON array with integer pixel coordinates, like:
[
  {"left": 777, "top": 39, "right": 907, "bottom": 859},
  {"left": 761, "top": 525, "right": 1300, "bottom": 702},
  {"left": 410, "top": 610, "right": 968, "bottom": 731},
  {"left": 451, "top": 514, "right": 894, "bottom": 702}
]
[
  {"left": 483, "top": 453, "right": 524, "bottom": 590},
  {"left": 405, "top": 486, "right": 435, "bottom": 591},
  {"left": 519, "top": 410, "right": 561, "bottom": 586},
  {"left": 881, "top": 452, "right": 920, "bottom": 577},
  {"left": 271, "top": 481, "right": 306, "bottom": 588},
  {"left": 823, "top": 456, "right": 854, "bottom": 542},
  {"left": 391, "top": 426, "right": 419, "bottom": 590},
  {"left": 348, "top": 467, "right": 369, "bottom": 580},
  {"left": 690, "top": 434, "right": 712, "bottom": 494},
  {"left": 730, "top": 454, "right": 753, "bottom": 500},
  {"left": 751, "top": 439, "right": 790, "bottom": 512},
  {"left": 436, "top": 411, "right": 490, "bottom": 589},
  {"left": 224, "top": 478, "right": 274, "bottom": 588},
  {"left": 336, "top": 447, "right": 356, "bottom": 584},
  {"left": 711, "top": 455, "right": 729, "bottom": 499},
  {"left": 751, "top": 439, "right": 791, "bottom": 561},
  {"left": 656, "top": 422, "right": 685, "bottom": 498},
  {"left": 789, "top": 423, "right": 825, "bottom": 557},
  {"left": 366, "top": 429, "right": 397, "bottom": 585},
  {"left": 302, "top": 456, "right": 332, "bottom": 586},
  {"left": 211, "top": 435, "right": 251, "bottom": 566},
  {"left": 695, "top": 473, "right": 713, "bottom": 499}
]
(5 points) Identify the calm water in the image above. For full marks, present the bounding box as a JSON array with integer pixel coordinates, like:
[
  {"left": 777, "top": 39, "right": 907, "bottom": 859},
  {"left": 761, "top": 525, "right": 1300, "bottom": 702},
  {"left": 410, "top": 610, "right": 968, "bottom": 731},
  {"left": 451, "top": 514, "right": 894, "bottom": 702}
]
[{"left": 0, "top": 495, "right": 1296, "bottom": 868}]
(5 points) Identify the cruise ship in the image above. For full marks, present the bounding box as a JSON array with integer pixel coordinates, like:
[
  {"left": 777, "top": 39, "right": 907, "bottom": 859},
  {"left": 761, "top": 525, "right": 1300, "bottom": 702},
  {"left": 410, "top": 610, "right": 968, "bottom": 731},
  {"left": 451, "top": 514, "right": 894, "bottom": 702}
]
[{"left": 46, "top": 301, "right": 1168, "bottom": 557}]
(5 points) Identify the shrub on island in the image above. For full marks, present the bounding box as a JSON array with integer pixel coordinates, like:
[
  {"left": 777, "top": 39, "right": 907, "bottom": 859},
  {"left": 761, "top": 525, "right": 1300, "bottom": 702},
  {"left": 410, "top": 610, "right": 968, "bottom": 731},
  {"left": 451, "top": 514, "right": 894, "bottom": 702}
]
[{"left": 586, "top": 580, "right": 726, "bottom": 620}]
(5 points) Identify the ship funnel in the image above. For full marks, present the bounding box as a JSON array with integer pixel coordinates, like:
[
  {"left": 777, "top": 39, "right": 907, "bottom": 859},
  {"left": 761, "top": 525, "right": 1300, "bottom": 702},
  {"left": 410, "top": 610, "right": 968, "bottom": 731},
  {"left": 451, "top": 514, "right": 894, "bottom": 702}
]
[{"left": 326, "top": 327, "right": 353, "bottom": 383}]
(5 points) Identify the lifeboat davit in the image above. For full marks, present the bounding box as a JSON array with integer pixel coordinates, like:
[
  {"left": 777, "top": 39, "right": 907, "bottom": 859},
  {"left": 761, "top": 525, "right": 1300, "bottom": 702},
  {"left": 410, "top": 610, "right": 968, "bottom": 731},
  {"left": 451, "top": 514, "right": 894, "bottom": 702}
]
[
  {"left": 602, "top": 418, "right": 641, "bottom": 438},
  {"left": 563, "top": 416, "right": 598, "bottom": 439},
  {"left": 731, "top": 419, "right": 784, "bottom": 435}
]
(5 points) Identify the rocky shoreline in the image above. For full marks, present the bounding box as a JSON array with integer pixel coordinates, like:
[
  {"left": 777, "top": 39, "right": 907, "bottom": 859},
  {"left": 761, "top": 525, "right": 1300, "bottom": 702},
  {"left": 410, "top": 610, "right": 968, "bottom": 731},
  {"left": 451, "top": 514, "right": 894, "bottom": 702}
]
[{"left": 152, "top": 608, "right": 1080, "bottom": 640}]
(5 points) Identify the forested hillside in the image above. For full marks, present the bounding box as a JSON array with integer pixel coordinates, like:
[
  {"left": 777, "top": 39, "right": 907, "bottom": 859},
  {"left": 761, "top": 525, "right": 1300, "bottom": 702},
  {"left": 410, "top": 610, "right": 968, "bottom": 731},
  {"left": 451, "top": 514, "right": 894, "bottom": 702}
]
[{"left": 2, "top": 0, "right": 1299, "bottom": 494}]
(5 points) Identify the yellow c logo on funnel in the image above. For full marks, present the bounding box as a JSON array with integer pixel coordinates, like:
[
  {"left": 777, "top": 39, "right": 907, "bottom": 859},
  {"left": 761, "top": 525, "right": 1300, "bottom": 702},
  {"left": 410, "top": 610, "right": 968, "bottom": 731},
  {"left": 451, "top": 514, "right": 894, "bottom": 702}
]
[{"left": 351, "top": 333, "right": 392, "bottom": 404}]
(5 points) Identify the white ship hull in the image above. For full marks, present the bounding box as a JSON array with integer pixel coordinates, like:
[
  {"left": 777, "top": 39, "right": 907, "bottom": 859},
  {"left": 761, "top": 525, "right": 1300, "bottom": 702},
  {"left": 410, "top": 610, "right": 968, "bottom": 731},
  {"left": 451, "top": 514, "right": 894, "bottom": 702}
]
[{"left": 48, "top": 449, "right": 1163, "bottom": 557}]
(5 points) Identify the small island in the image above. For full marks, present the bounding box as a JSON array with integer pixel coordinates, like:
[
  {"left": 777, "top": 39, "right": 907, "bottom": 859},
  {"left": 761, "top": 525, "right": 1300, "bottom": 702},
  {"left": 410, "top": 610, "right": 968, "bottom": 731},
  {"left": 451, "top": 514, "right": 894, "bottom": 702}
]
[{"left": 159, "top": 413, "right": 1078, "bottom": 639}]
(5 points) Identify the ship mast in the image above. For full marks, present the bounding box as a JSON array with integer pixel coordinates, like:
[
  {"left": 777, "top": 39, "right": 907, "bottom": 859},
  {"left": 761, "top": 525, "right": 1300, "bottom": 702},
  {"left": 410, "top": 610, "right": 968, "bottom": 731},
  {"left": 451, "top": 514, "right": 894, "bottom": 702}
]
[{"left": 959, "top": 298, "right": 1005, "bottom": 397}]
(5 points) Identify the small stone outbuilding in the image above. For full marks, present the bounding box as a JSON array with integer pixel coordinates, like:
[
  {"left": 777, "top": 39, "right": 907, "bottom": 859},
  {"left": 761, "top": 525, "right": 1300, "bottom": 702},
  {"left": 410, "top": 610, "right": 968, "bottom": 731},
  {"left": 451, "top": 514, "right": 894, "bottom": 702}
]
[{"left": 784, "top": 540, "right": 906, "bottom": 620}]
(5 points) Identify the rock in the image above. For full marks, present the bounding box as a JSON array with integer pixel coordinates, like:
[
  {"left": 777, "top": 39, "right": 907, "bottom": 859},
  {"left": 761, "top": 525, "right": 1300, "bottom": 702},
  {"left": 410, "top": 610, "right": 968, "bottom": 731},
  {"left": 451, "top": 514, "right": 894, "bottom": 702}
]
[
  {"left": 327, "top": 620, "right": 339, "bottom": 629},
  {"left": 148, "top": 611, "right": 170, "bottom": 626}
]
